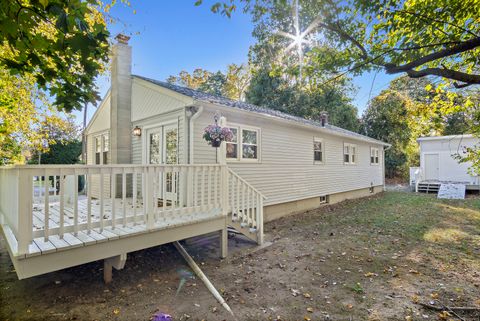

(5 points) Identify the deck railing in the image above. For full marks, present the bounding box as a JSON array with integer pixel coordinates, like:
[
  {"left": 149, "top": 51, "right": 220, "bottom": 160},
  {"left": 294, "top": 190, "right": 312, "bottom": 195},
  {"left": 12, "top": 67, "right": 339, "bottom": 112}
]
[
  {"left": 0, "top": 164, "right": 230, "bottom": 255},
  {"left": 228, "top": 169, "right": 265, "bottom": 244}
]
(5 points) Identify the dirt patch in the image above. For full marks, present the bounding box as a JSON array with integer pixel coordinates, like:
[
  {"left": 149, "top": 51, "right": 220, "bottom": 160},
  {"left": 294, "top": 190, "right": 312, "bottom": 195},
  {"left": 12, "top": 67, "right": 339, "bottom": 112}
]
[{"left": 1, "top": 192, "right": 480, "bottom": 321}]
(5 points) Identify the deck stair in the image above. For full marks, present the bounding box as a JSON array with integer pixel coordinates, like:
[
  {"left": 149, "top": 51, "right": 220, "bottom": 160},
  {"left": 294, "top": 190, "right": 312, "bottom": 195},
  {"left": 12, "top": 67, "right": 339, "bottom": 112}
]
[
  {"left": 417, "top": 182, "right": 441, "bottom": 194},
  {"left": 227, "top": 169, "right": 265, "bottom": 245}
]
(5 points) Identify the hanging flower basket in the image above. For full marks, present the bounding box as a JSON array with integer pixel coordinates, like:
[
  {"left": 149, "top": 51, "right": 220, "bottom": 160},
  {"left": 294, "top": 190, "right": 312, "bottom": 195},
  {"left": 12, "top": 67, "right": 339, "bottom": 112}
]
[{"left": 203, "top": 124, "right": 233, "bottom": 148}]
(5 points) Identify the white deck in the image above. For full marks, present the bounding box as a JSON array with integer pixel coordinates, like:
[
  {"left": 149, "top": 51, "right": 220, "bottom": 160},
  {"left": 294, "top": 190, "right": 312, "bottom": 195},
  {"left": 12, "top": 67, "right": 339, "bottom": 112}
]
[
  {"left": 23, "top": 198, "right": 223, "bottom": 258},
  {"left": 0, "top": 164, "right": 265, "bottom": 279}
]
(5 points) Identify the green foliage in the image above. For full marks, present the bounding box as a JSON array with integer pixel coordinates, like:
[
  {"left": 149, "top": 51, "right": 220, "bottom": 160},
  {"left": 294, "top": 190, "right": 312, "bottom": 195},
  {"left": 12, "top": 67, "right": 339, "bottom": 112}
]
[
  {"left": 30, "top": 140, "right": 82, "bottom": 165},
  {"left": 362, "top": 90, "right": 411, "bottom": 178},
  {"left": 0, "top": 68, "right": 78, "bottom": 165},
  {"left": 203, "top": 0, "right": 480, "bottom": 87},
  {"left": 246, "top": 68, "right": 360, "bottom": 131},
  {"left": 0, "top": 0, "right": 110, "bottom": 111}
]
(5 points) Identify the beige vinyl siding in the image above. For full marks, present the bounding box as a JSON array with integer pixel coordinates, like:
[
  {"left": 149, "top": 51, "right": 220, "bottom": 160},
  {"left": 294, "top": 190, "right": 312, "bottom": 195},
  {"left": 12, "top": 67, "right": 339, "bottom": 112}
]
[
  {"left": 85, "top": 94, "right": 111, "bottom": 135},
  {"left": 131, "top": 78, "right": 193, "bottom": 122},
  {"left": 193, "top": 109, "right": 384, "bottom": 206}
]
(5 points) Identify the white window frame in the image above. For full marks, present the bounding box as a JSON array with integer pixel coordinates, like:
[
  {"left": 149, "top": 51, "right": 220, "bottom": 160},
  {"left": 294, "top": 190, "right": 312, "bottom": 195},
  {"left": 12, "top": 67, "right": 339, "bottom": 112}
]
[
  {"left": 313, "top": 137, "right": 324, "bottom": 164},
  {"left": 370, "top": 147, "right": 379, "bottom": 165},
  {"left": 94, "top": 132, "right": 109, "bottom": 165},
  {"left": 226, "top": 123, "right": 261, "bottom": 162},
  {"left": 344, "top": 143, "right": 357, "bottom": 165}
]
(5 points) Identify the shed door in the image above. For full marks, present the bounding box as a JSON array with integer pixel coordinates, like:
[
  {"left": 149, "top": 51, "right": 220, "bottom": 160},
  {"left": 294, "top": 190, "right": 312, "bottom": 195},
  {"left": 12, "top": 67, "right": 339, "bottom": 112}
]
[{"left": 424, "top": 154, "right": 439, "bottom": 181}]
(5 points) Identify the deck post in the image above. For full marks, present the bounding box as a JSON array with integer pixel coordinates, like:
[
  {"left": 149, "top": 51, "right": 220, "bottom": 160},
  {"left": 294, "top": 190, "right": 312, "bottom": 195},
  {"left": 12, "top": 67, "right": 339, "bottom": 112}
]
[
  {"left": 145, "top": 166, "right": 154, "bottom": 229},
  {"left": 17, "top": 168, "right": 33, "bottom": 254},
  {"left": 220, "top": 225, "right": 228, "bottom": 258}
]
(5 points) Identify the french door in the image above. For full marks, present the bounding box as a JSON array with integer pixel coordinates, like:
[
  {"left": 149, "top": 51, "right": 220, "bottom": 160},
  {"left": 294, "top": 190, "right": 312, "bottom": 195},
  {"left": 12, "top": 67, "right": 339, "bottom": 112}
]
[{"left": 146, "top": 124, "right": 178, "bottom": 202}]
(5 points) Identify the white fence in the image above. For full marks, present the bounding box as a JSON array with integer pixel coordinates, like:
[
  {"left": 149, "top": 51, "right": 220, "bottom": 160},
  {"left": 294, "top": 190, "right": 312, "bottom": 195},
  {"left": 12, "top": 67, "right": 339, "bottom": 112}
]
[{"left": 0, "top": 164, "right": 265, "bottom": 255}]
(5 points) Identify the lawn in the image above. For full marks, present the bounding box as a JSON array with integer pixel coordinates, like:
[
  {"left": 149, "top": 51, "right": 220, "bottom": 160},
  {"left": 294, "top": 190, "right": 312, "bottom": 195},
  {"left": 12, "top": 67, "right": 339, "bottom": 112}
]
[{"left": 1, "top": 191, "right": 479, "bottom": 320}]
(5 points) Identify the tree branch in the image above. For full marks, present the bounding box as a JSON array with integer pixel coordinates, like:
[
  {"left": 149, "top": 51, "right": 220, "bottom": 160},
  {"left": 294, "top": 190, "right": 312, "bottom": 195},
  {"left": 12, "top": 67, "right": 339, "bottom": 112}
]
[
  {"left": 405, "top": 67, "right": 480, "bottom": 85},
  {"left": 384, "top": 37, "right": 480, "bottom": 74}
]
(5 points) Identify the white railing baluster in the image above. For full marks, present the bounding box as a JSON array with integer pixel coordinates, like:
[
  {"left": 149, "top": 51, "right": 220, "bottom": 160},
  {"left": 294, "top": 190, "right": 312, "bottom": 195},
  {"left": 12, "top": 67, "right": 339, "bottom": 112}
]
[
  {"left": 100, "top": 170, "right": 105, "bottom": 232},
  {"left": 73, "top": 171, "right": 79, "bottom": 236},
  {"left": 44, "top": 171, "right": 50, "bottom": 241},
  {"left": 59, "top": 170, "right": 65, "bottom": 238},
  {"left": 87, "top": 171, "right": 92, "bottom": 233},
  {"left": 207, "top": 166, "right": 212, "bottom": 207},
  {"left": 122, "top": 169, "right": 127, "bottom": 227},
  {"left": 201, "top": 166, "right": 206, "bottom": 208},
  {"left": 111, "top": 169, "right": 116, "bottom": 229},
  {"left": 193, "top": 167, "right": 198, "bottom": 207},
  {"left": 132, "top": 169, "right": 137, "bottom": 225}
]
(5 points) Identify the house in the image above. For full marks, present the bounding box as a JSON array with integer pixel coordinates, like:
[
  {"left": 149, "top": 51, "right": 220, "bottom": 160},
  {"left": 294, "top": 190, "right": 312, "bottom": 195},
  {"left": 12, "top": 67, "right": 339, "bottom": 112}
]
[
  {"left": 413, "top": 134, "right": 479, "bottom": 192},
  {"left": 0, "top": 34, "right": 388, "bottom": 282}
]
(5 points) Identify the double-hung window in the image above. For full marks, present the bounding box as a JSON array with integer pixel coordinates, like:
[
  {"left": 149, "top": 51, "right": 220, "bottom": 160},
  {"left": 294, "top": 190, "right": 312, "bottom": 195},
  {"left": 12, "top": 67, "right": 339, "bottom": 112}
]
[
  {"left": 226, "top": 125, "right": 260, "bottom": 161},
  {"left": 344, "top": 143, "right": 357, "bottom": 164},
  {"left": 95, "top": 133, "right": 109, "bottom": 165},
  {"left": 370, "top": 147, "right": 379, "bottom": 165},
  {"left": 314, "top": 138, "right": 324, "bottom": 163}
]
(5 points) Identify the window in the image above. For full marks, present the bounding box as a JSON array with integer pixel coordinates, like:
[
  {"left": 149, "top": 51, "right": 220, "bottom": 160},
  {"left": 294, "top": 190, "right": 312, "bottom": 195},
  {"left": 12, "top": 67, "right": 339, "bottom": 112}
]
[
  {"left": 319, "top": 195, "right": 329, "bottom": 204},
  {"left": 95, "top": 137, "right": 101, "bottom": 164},
  {"left": 344, "top": 143, "right": 357, "bottom": 164},
  {"left": 103, "top": 134, "right": 109, "bottom": 164},
  {"left": 226, "top": 127, "right": 238, "bottom": 159},
  {"left": 314, "top": 138, "right": 324, "bottom": 163},
  {"left": 242, "top": 129, "right": 258, "bottom": 160},
  {"left": 226, "top": 125, "right": 260, "bottom": 161},
  {"left": 94, "top": 133, "right": 109, "bottom": 164},
  {"left": 370, "top": 147, "right": 379, "bottom": 165}
]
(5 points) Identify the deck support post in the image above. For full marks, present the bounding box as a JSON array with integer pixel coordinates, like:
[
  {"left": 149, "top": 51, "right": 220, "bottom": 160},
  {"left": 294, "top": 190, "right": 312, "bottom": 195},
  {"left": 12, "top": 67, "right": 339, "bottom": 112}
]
[
  {"left": 220, "top": 226, "right": 228, "bottom": 258},
  {"left": 103, "top": 253, "right": 127, "bottom": 284}
]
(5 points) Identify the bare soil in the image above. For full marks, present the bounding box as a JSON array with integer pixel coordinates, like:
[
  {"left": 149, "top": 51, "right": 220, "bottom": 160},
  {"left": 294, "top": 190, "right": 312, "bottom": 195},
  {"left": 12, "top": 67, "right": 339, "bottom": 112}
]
[{"left": 1, "top": 191, "right": 479, "bottom": 321}]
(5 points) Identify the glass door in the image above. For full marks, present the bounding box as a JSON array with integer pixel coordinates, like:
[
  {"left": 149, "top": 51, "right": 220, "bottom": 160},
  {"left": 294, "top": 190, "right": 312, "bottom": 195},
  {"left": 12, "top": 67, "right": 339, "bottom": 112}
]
[{"left": 163, "top": 125, "right": 178, "bottom": 201}]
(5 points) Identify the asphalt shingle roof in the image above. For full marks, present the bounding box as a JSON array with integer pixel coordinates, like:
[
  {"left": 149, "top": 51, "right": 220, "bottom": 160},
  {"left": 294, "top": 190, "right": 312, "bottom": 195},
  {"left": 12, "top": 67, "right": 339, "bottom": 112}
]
[{"left": 134, "top": 75, "right": 389, "bottom": 146}]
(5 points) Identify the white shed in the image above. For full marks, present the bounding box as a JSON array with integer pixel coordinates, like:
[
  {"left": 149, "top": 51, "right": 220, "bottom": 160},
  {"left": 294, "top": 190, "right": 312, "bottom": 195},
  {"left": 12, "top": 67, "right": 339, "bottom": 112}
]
[{"left": 416, "top": 135, "right": 479, "bottom": 189}]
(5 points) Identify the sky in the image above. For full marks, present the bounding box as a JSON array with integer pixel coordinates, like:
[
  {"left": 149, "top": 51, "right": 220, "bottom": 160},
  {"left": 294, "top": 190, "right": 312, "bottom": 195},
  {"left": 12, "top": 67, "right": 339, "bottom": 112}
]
[{"left": 74, "top": 1, "right": 397, "bottom": 124}]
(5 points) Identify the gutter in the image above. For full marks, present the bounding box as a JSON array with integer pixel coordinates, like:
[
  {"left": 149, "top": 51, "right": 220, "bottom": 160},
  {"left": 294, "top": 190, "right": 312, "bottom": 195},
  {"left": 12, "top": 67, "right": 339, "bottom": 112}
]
[{"left": 186, "top": 106, "right": 204, "bottom": 164}]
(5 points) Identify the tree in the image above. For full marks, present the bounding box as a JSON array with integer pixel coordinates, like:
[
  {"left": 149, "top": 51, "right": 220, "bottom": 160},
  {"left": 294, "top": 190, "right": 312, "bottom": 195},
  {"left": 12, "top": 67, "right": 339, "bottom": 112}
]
[
  {"left": 0, "top": 68, "right": 75, "bottom": 165},
  {"left": 167, "top": 64, "right": 252, "bottom": 100},
  {"left": 362, "top": 90, "right": 411, "bottom": 178},
  {"left": 0, "top": 0, "right": 111, "bottom": 111},
  {"left": 246, "top": 68, "right": 360, "bottom": 131},
  {"left": 198, "top": 0, "right": 480, "bottom": 88}
]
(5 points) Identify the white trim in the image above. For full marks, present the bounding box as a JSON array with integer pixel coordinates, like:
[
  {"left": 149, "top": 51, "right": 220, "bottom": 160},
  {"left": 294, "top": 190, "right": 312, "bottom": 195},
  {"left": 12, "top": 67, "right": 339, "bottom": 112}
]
[
  {"left": 343, "top": 143, "right": 357, "bottom": 165},
  {"left": 370, "top": 147, "right": 380, "bottom": 165},
  {"left": 417, "top": 134, "right": 473, "bottom": 142},
  {"left": 93, "top": 131, "right": 109, "bottom": 165},
  {"left": 313, "top": 137, "right": 324, "bottom": 164},
  {"left": 225, "top": 122, "right": 261, "bottom": 163},
  {"left": 141, "top": 120, "right": 178, "bottom": 165}
]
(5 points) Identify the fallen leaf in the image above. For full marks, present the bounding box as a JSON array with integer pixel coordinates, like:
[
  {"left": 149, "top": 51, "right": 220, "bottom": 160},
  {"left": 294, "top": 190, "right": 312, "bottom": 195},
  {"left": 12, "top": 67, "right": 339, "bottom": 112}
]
[
  {"left": 306, "top": 307, "right": 314, "bottom": 313},
  {"left": 364, "top": 272, "right": 376, "bottom": 277},
  {"left": 113, "top": 308, "right": 120, "bottom": 315},
  {"left": 303, "top": 292, "right": 311, "bottom": 298},
  {"left": 304, "top": 316, "right": 311, "bottom": 321},
  {"left": 438, "top": 311, "right": 450, "bottom": 320}
]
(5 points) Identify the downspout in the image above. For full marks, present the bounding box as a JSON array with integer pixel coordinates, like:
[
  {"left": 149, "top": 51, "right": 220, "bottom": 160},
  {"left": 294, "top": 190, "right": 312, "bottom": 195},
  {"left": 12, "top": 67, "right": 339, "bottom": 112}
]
[
  {"left": 186, "top": 105, "right": 204, "bottom": 164},
  {"left": 383, "top": 145, "right": 391, "bottom": 191}
]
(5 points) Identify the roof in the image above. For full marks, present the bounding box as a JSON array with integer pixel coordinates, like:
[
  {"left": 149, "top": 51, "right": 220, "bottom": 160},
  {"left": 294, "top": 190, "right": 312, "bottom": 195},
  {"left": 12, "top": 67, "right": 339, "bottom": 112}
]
[
  {"left": 134, "top": 75, "right": 390, "bottom": 147},
  {"left": 417, "top": 134, "right": 475, "bottom": 142}
]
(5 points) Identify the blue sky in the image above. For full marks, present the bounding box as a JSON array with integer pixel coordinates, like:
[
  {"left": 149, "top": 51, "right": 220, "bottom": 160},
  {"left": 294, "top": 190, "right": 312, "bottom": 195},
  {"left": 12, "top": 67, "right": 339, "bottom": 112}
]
[{"left": 74, "top": 1, "right": 396, "bottom": 123}]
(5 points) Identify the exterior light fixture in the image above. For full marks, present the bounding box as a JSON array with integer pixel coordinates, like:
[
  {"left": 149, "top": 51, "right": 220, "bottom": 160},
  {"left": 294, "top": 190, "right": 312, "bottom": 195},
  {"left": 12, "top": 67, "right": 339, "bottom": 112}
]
[{"left": 133, "top": 126, "right": 142, "bottom": 137}]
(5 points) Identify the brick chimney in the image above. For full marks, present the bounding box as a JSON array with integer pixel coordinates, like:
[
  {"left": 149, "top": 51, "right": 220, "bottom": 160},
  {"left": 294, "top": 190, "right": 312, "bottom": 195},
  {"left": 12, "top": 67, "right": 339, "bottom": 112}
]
[
  {"left": 320, "top": 111, "right": 328, "bottom": 127},
  {"left": 110, "top": 33, "right": 132, "bottom": 165}
]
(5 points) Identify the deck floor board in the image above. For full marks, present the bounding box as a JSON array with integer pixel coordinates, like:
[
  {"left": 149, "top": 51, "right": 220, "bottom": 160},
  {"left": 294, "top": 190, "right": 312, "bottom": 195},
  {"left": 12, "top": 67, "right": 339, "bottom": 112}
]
[{"left": 8, "top": 198, "right": 222, "bottom": 259}]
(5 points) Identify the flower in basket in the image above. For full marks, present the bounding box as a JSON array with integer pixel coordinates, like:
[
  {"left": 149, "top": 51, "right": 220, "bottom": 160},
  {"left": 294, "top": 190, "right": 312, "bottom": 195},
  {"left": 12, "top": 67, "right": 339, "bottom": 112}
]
[{"left": 203, "top": 124, "right": 233, "bottom": 147}]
